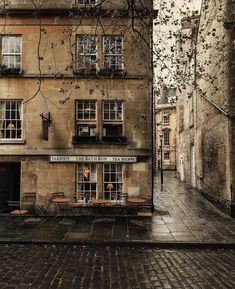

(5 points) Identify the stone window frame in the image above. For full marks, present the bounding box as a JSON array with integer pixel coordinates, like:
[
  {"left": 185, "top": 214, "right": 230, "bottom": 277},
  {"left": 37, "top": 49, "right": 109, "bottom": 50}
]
[
  {"left": 1, "top": 35, "right": 22, "bottom": 69},
  {"left": 76, "top": 100, "right": 97, "bottom": 137},
  {"left": 76, "top": 163, "right": 98, "bottom": 201},
  {"left": 103, "top": 163, "right": 123, "bottom": 201},
  {"left": 0, "top": 99, "right": 23, "bottom": 142}
]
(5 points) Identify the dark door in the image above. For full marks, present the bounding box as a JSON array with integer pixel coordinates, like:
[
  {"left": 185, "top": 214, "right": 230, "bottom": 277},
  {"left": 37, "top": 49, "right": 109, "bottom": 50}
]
[{"left": 0, "top": 162, "right": 20, "bottom": 211}]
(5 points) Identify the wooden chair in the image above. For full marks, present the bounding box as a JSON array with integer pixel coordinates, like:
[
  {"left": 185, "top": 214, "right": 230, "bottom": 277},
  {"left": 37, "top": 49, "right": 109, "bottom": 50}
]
[
  {"left": 22, "top": 192, "right": 36, "bottom": 213},
  {"left": 7, "top": 201, "right": 28, "bottom": 225},
  {"left": 52, "top": 192, "right": 65, "bottom": 200},
  {"left": 111, "top": 192, "right": 128, "bottom": 205},
  {"left": 36, "top": 193, "right": 52, "bottom": 215}
]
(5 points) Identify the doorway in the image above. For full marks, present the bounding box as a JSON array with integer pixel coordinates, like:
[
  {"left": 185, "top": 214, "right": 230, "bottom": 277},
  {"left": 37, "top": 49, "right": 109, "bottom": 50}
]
[{"left": 0, "top": 162, "right": 20, "bottom": 211}]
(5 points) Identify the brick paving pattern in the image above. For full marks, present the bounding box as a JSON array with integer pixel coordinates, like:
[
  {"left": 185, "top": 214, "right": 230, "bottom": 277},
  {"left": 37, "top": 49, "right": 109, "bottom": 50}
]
[{"left": 0, "top": 244, "right": 234, "bottom": 289}]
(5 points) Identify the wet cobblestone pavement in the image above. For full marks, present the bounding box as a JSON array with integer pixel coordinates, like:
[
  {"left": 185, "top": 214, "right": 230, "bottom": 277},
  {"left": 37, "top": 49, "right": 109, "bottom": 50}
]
[
  {"left": 0, "top": 244, "right": 235, "bottom": 289},
  {"left": 0, "top": 172, "right": 235, "bottom": 244},
  {"left": 153, "top": 172, "right": 235, "bottom": 243}
]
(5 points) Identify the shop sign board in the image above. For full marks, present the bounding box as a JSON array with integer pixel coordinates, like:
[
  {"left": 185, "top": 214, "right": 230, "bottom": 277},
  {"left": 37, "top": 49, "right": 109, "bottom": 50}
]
[{"left": 49, "top": 155, "right": 137, "bottom": 163}]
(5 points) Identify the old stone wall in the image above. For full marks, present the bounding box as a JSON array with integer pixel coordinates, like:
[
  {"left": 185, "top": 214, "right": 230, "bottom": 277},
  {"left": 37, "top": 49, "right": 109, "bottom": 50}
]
[
  {"left": 196, "top": 0, "right": 231, "bottom": 208},
  {"left": 6, "top": 0, "right": 153, "bottom": 10}
]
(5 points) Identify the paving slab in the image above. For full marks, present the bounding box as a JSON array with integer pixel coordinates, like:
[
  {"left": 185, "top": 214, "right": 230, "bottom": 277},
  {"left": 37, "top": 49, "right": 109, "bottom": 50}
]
[{"left": 0, "top": 171, "right": 234, "bottom": 246}]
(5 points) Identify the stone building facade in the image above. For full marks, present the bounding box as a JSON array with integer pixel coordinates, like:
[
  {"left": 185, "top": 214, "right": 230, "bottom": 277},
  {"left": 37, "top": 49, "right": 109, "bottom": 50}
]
[
  {"left": 176, "top": 0, "right": 235, "bottom": 216},
  {"left": 0, "top": 0, "right": 155, "bottom": 214},
  {"left": 156, "top": 87, "right": 177, "bottom": 171}
]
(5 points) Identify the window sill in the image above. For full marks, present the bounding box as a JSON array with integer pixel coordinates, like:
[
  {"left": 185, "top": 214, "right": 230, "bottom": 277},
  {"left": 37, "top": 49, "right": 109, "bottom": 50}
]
[
  {"left": 98, "top": 68, "right": 126, "bottom": 78},
  {"left": 101, "top": 136, "right": 127, "bottom": 144},
  {"left": 0, "top": 139, "right": 26, "bottom": 145},
  {"left": 72, "top": 136, "right": 128, "bottom": 145},
  {"left": 0, "top": 68, "right": 24, "bottom": 76},
  {"left": 73, "top": 68, "right": 127, "bottom": 78},
  {"left": 73, "top": 68, "right": 97, "bottom": 77}
]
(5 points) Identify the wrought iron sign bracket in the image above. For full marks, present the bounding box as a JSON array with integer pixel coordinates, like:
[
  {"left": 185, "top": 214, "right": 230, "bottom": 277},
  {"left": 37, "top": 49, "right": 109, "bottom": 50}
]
[{"left": 40, "top": 112, "right": 52, "bottom": 126}]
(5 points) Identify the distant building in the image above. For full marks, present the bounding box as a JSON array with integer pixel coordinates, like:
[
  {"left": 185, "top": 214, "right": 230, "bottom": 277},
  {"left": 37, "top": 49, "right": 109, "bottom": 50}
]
[
  {"left": 0, "top": 0, "right": 155, "bottom": 215},
  {"left": 156, "top": 86, "right": 177, "bottom": 171}
]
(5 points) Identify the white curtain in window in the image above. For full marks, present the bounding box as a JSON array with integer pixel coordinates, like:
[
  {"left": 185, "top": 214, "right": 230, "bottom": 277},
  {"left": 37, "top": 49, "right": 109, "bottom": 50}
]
[{"left": 0, "top": 102, "right": 5, "bottom": 138}]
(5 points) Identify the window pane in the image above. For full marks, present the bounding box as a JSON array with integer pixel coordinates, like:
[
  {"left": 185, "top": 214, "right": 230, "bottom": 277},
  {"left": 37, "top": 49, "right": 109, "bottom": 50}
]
[
  {"left": 0, "top": 100, "right": 22, "bottom": 139},
  {"left": 76, "top": 35, "right": 96, "bottom": 69},
  {"left": 103, "top": 36, "right": 123, "bottom": 69},
  {"left": 103, "top": 164, "right": 123, "bottom": 200},
  {"left": 76, "top": 163, "right": 97, "bottom": 200},
  {"left": 2, "top": 36, "right": 21, "bottom": 69}
]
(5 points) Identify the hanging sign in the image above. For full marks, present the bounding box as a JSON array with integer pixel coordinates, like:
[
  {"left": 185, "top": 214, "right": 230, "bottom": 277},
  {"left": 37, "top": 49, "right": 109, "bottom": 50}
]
[{"left": 41, "top": 112, "right": 52, "bottom": 141}]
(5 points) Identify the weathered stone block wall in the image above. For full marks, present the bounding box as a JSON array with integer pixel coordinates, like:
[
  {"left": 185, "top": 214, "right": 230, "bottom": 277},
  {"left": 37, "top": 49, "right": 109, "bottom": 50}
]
[
  {"left": 7, "top": 0, "right": 153, "bottom": 10},
  {"left": 195, "top": 0, "right": 232, "bottom": 206},
  {"left": 0, "top": 17, "right": 150, "bottom": 77}
]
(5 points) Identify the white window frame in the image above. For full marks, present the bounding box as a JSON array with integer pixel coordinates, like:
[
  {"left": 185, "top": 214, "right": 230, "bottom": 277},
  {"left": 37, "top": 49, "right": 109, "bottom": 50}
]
[
  {"left": 76, "top": 100, "right": 97, "bottom": 136},
  {"left": 103, "top": 163, "right": 123, "bottom": 201},
  {"left": 1, "top": 35, "right": 22, "bottom": 69},
  {"left": 102, "top": 100, "right": 123, "bottom": 137},
  {"left": 162, "top": 113, "right": 170, "bottom": 124},
  {"left": 76, "top": 163, "right": 97, "bottom": 201},
  {"left": 103, "top": 36, "right": 123, "bottom": 70},
  {"left": 163, "top": 131, "right": 170, "bottom": 146},
  {"left": 76, "top": 35, "right": 97, "bottom": 69},
  {"left": 103, "top": 100, "right": 123, "bottom": 122},
  {"left": 0, "top": 100, "right": 23, "bottom": 141},
  {"left": 163, "top": 151, "right": 170, "bottom": 164}
]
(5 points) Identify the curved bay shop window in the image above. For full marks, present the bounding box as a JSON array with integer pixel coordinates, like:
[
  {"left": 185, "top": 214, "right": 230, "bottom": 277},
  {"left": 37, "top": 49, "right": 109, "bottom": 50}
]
[
  {"left": 76, "top": 100, "right": 97, "bottom": 139},
  {"left": 76, "top": 163, "right": 97, "bottom": 201},
  {"left": 103, "top": 100, "right": 123, "bottom": 141},
  {"left": 103, "top": 164, "right": 123, "bottom": 201},
  {"left": 0, "top": 100, "right": 22, "bottom": 139}
]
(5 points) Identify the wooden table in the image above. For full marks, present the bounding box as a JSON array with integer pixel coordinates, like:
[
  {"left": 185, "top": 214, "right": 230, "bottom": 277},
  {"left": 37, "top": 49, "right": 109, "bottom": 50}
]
[
  {"left": 127, "top": 198, "right": 146, "bottom": 203},
  {"left": 89, "top": 199, "right": 111, "bottom": 206}
]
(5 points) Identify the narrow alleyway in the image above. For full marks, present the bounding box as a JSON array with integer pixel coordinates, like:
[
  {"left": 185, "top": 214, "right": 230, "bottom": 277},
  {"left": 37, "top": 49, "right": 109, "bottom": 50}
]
[{"left": 154, "top": 171, "right": 235, "bottom": 242}]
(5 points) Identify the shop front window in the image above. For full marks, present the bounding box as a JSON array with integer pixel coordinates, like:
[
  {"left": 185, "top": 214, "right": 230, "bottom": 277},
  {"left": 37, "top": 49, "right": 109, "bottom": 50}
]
[
  {"left": 103, "top": 164, "right": 123, "bottom": 201},
  {"left": 76, "top": 163, "right": 97, "bottom": 201}
]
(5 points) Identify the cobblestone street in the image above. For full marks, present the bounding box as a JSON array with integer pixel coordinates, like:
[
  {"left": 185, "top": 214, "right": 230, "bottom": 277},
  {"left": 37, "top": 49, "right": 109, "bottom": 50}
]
[{"left": 0, "top": 244, "right": 234, "bottom": 289}]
